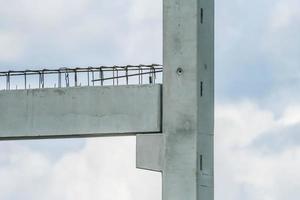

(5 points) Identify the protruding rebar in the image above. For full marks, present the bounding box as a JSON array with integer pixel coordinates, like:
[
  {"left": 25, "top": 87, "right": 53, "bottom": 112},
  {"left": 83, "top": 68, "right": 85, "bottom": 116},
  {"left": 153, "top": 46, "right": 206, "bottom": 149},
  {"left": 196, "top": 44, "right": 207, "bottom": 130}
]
[{"left": 0, "top": 64, "right": 163, "bottom": 91}]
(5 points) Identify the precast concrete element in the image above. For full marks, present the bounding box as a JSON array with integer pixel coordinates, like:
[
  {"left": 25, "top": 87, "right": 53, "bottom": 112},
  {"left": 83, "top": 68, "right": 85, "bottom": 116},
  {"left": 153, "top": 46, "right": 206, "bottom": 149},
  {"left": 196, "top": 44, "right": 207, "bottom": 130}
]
[
  {"left": 0, "top": 85, "right": 162, "bottom": 140},
  {"left": 0, "top": 0, "right": 214, "bottom": 199},
  {"left": 136, "top": 134, "right": 163, "bottom": 172},
  {"left": 163, "top": 0, "right": 214, "bottom": 200}
]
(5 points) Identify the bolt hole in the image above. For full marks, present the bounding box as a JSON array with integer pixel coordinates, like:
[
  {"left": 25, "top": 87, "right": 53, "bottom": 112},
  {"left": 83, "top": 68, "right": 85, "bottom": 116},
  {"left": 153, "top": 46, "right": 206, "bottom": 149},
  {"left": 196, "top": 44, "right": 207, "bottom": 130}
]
[
  {"left": 176, "top": 68, "right": 183, "bottom": 75},
  {"left": 200, "top": 154, "right": 203, "bottom": 171},
  {"left": 200, "top": 8, "right": 204, "bottom": 24},
  {"left": 200, "top": 81, "right": 203, "bottom": 97}
]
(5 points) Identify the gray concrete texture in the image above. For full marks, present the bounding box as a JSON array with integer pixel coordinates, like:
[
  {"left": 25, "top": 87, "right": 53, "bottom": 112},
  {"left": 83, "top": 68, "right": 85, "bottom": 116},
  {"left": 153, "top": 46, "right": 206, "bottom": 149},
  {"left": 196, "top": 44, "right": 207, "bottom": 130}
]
[
  {"left": 162, "top": 0, "right": 214, "bottom": 200},
  {"left": 0, "top": 85, "right": 162, "bottom": 139},
  {"left": 136, "top": 134, "right": 163, "bottom": 172}
]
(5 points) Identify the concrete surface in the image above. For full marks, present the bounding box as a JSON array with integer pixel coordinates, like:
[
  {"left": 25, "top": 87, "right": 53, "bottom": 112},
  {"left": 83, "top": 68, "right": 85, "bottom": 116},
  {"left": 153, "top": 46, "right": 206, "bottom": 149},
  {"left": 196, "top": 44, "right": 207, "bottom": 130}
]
[
  {"left": 136, "top": 134, "right": 163, "bottom": 172},
  {"left": 0, "top": 85, "right": 162, "bottom": 140},
  {"left": 162, "top": 0, "right": 214, "bottom": 199}
]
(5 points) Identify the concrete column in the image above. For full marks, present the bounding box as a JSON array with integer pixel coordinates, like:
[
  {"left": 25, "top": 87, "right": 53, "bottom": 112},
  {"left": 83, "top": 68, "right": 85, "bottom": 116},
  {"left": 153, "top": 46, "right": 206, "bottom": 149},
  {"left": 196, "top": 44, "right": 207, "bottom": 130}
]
[{"left": 163, "top": 0, "right": 214, "bottom": 199}]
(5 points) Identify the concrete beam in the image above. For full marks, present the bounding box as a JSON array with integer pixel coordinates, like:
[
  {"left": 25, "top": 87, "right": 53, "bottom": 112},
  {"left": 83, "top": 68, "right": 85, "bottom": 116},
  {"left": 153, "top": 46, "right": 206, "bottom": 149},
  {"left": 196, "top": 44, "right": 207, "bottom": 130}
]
[{"left": 0, "top": 85, "right": 162, "bottom": 140}]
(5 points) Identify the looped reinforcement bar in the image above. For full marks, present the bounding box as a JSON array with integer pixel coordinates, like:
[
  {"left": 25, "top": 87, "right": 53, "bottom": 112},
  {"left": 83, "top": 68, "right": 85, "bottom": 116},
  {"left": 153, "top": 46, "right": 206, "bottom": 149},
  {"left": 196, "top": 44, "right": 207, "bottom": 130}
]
[{"left": 0, "top": 64, "right": 163, "bottom": 91}]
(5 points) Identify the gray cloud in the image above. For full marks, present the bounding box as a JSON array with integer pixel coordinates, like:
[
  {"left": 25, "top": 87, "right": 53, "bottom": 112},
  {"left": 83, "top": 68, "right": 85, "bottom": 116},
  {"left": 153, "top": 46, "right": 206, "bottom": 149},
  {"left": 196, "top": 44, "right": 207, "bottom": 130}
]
[
  {"left": 215, "top": 102, "right": 300, "bottom": 200},
  {"left": 250, "top": 123, "right": 300, "bottom": 154}
]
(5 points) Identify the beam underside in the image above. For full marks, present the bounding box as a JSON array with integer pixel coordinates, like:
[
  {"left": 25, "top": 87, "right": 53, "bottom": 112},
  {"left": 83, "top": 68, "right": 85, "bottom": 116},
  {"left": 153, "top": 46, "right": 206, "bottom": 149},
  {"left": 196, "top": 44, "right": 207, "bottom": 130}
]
[{"left": 0, "top": 85, "right": 161, "bottom": 140}]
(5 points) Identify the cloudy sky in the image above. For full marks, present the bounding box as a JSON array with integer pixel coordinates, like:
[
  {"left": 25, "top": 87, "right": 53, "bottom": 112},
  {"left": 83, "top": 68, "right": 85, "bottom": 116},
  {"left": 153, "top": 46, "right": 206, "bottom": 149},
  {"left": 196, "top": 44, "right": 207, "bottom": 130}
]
[{"left": 0, "top": 0, "right": 299, "bottom": 199}]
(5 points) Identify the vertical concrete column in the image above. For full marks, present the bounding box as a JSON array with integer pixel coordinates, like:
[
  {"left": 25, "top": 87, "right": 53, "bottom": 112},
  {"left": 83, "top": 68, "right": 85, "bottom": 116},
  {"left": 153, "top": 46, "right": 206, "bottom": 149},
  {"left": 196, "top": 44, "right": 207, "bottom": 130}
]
[{"left": 163, "top": 0, "right": 214, "bottom": 199}]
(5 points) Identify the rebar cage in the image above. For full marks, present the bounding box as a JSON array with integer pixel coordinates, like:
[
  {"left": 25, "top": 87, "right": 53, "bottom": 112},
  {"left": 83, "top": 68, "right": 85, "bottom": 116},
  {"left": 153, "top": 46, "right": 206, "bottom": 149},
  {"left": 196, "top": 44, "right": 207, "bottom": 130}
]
[{"left": 0, "top": 64, "right": 163, "bottom": 91}]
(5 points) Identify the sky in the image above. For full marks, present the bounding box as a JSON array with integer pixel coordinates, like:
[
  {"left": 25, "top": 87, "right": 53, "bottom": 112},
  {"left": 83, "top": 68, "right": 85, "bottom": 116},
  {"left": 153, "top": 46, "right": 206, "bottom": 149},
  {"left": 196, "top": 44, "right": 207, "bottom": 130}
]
[{"left": 0, "top": 0, "right": 300, "bottom": 199}]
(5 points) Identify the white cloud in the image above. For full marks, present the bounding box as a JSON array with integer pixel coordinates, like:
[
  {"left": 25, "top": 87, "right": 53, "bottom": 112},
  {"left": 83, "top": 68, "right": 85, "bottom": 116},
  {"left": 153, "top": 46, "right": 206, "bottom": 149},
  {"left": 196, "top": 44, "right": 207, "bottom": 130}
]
[
  {"left": 0, "top": 0, "right": 162, "bottom": 66},
  {"left": 0, "top": 142, "right": 51, "bottom": 199},
  {"left": 262, "top": 0, "right": 300, "bottom": 80},
  {"left": 46, "top": 137, "right": 161, "bottom": 200},
  {"left": 0, "top": 0, "right": 90, "bottom": 28},
  {"left": 270, "top": 0, "right": 300, "bottom": 30},
  {"left": 0, "top": 32, "right": 25, "bottom": 62},
  {"left": 279, "top": 105, "right": 300, "bottom": 126},
  {"left": 216, "top": 101, "right": 277, "bottom": 146},
  {"left": 0, "top": 137, "right": 161, "bottom": 200},
  {"left": 216, "top": 101, "right": 300, "bottom": 200}
]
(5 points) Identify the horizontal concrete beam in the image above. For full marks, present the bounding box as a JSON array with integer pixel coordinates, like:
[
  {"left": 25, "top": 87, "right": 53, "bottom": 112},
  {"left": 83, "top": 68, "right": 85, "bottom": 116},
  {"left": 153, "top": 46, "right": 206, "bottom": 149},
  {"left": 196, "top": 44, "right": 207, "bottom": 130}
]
[{"left": 0, "top": 85, "right": 162, "bottom": 140}]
